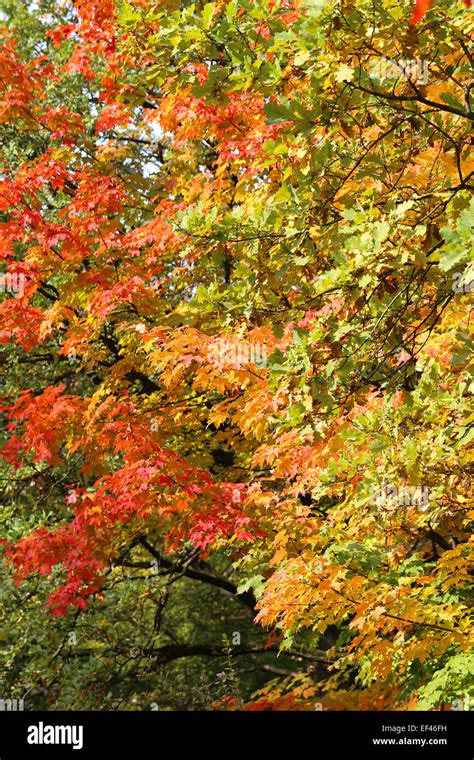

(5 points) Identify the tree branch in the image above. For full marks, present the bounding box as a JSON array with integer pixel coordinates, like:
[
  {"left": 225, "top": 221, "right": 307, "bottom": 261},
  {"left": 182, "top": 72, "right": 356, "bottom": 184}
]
[{"left": 137, "top": 537, "right": 258, "bottom": 619}]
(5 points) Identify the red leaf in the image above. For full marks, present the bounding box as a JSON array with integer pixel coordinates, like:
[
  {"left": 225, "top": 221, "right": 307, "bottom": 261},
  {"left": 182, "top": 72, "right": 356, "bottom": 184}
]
[{"left": 410, "top": 0, "right": 433, "bottom": 24}]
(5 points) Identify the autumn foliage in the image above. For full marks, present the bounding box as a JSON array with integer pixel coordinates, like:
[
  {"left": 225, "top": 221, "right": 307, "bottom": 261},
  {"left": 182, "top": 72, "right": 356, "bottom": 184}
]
[{"left": 0, "top": 0, "right": 472, "bottom": 710}]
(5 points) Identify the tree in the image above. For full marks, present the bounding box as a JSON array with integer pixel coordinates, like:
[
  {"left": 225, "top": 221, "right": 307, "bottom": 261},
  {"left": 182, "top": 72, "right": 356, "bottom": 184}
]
[{"left": 0, "top": 0, "right": 472, "bottom": 710}]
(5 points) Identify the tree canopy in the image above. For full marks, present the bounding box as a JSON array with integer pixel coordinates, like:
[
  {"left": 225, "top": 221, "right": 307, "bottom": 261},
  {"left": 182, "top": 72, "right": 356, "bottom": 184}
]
[{"left": 0, "top": 0, "right": 472, "bottom": 710}]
